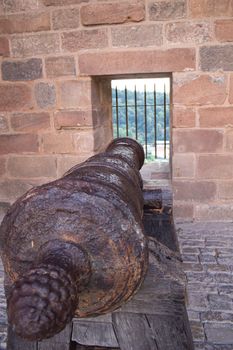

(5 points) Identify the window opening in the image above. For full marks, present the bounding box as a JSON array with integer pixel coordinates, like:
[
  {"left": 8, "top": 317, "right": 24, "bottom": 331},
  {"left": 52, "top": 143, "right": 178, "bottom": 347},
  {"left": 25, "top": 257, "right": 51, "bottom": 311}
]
[{"left": 111, "top": 78, "right": 170, "bottom": 162}]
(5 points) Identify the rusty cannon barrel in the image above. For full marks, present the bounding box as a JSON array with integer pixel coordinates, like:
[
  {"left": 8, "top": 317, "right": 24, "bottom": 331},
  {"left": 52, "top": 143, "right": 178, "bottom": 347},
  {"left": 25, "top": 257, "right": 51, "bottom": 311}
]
[{"left": 0, "top": 137, "right": 148, "bottom": 341}]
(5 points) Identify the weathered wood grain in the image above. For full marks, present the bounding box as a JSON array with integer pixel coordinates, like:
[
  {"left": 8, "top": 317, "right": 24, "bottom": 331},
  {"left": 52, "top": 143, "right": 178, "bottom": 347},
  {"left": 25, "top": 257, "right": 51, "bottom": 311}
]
[{"left": 113, "top": 312, "right": 158, "bottom": 350}]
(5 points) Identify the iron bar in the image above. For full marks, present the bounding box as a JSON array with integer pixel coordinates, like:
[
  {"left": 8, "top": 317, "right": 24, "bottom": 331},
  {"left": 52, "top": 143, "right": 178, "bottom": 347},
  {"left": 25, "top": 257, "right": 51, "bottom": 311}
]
[
  {"left": 134, "top": 85, "right": 138, "bottom": 140},
  {"left": 125, "top": 86, "right": 128, "bottom": 136},
  {"left": 153, "top": 83, "right": 157, "bottom": 159},
  {"left": 144, "top": 84, "right": 147, "bottom": 158},
  {"left": 164, "top": 84, "right": 167, "bottom": 159},
  {"left": 115, "top": 87, "right": 119, "bottom": 138}
]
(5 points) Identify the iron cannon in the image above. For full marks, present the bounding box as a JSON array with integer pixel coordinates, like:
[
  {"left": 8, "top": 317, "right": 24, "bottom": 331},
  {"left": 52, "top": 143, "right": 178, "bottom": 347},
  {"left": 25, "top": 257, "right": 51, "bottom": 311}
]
[{"left": 0, "top": 137, "right": 148, "bottom": 341}]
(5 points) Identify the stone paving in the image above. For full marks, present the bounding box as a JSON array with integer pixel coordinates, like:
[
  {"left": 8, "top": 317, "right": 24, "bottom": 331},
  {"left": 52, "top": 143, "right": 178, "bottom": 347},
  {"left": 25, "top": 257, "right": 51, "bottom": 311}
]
[
  {"left": 0, "top": 221, "right": 232, "bottom": 349},
  {"left": 176, "top": 221, "right": 233, "bottom": 350}
]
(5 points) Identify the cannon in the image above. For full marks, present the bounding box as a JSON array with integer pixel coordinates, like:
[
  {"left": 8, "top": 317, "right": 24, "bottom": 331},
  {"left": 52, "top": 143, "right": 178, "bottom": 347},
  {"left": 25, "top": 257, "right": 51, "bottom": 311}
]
[{"left": 0, "top": 137, "right": 148, "bottom": 341}]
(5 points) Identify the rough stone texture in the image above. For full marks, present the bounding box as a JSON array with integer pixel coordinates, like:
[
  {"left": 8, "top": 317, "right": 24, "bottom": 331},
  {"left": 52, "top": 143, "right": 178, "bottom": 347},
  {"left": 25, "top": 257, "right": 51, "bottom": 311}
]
[
  {"left": 11, "top": 33, "right": 60, "bottom": 57},
  {"left": 8, "top": 156, "right": 57, "bottom": 178},
  {"left": 149, "top": 0, "right": 187, "bottom": 20},
  {"left": 42, "top": 133, "right": 75, "bottom": 154},
  {"left": 218, "top": 181, "right": 233, "bottom": 199},
  {"left": 0, "top": 158, "right": 6, "bottom": 176},
  {"left": 196, "top": 204, "right": 233, "bottom": 221},
  {"left": 0, "top": 12, "right": 50, "bottom": 34},
  {"left": 0, "top": 134, "right": 38, "bottom": 155},
  {"left": 190, "top": 0, "right": 233, "bottom": 18},
  {"left": 35, "top": 82, "right": 56, "bottom": 109},
  {"left": 54, "top": 110, "right": 94, "bottom": 129},
  {"left": 79, "top": 48, "right": 196, "bottom": 75},
  {"left": 0, "top": 37, "right": 9, "bottom": 56},
  {"left": 45, "top": 56, "right": 76, "bottom": 78},
  {"left": 197, "top": 155, "right": 233, "bottom": 179},
  {"left": 3, "top": 0, "right": 42, "bottom": 13},
  {"left": 2, "top": 58, "right": 42, "bottom": 81},
  {"left": 61, "top": 29, "right": 108, "bottom": 52},
  {"left": 57, "top": 155, "right": 88, "bottom": 177},
  {"left": 52, "top": 8, "right": 80, "bottom": 30},
  {"left": 200, "top": 45, "right": 233, "bottom": 71},
  {"left": 58, "top": 80, "right": 93, "bottom": 109},
  {"left": 199, "top": 107, "right": 233, "bottom": 127},
  {"left": 173, "top": 107, "right": 196, "bottom": 128},
  {"left": 111, "top": 24, "right": 163, "bottom": 48},
  {"left": 166, "top": 22, "right": 212, "bottom": 44},
  {"left": 0, "top": 115, "right": 9, "bottom": 133},
  {"left": 173, "top": 154, "right": 195, "bottom": 178},
  {"left": 225, "top": 128, "right": 233, "bottom": 151},
  {"left": 173, "top": 74, "right": 227, "bottom": 105},
  {"left": 229, "top": 74, "right": 233, "bottom": 103},
  {"left": 0, "top": 179, "right": 37, "bottom": 202},
  {"left": 0, "top": 84, "right": 32, "bottom": 111},
  {"left": 173, "top": 180, "right": 217, "bottom": 201},
  {"left": 81, "top": 2, "right": 145, "bottom": 25},
  {"left": 10, "top": 112, "right": 50, "bottom": 132},
  {"left": 43, "top": 0, "right": 88, "bottom": 6},
  {"left": 215, "top": 20, "right": 233, "bottom": 42},
  {"left": 173, "top": 129, "right": 223, "bottom": 153}
]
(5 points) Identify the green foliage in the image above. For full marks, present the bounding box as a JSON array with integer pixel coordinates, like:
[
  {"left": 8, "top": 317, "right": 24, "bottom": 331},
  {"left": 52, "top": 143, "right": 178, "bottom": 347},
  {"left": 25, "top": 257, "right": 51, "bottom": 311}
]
[{"left": 112, "top": 89, "right": 170, "bottom": 147}]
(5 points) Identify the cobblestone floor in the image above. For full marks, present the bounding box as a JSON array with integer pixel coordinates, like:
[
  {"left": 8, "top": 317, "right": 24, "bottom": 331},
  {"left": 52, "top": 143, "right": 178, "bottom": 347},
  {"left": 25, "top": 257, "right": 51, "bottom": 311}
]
[
  {"left": 0, "top": 221, "right": 232, "bottom": 349},
  {"left": 176, "top": 221, "right": 233, "bottom": 350}
]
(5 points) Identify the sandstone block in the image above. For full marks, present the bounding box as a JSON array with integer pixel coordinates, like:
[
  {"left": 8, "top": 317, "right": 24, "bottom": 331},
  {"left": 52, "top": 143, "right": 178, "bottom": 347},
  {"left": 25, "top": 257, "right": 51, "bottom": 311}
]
[
  {"left": 0, "top": 134, "right": 38, "bottom": 154},
  {"left": 173, "top": 129, "right": 223, "bottom": 153},
  {"left": 79, "top": 48, "right": 195, "bottom": 75},
  {"left": 197, "top": 155, "right": 233, "bottom": 179},
  {"left": 3, "top": 0, "right": 42, "bottom": 13},
  {"left": 199, "top": 107, "right": 233, "bottom": 127},
  {"left": 173, "top": 74, "right": 227, "bottom": 105},
  {"left": 166, "top": 21, "right": 212, "bottom": 44},
  {"left": 8, "top": 156, "right": 57, "bottom": 178},
  {"left": 173, "top": 153, "right": 195, "bottom": 178},
  {"left": 173, "top": 202, "right": 194, "bottom": 220},
  {"left": 62, "top": 29, "right": 108, "bottom": 52},
  {"left": 58, "top": 80, "right": 92, "bottom": 109},
  {"left": 0, "top": 12, "right": 50, "bottom": 34},
  {"left": 111, "top": 24, "right": 162, "bottom": 48},
  {"left": 0, "top": 180, "right": 34, "bottom": 202},
  {"left": 52, "top": 8, "right": 80, "bottom": 30},
  {"left": 35, "top": 82, "right": 56, "bottom": 109},
  {"left": 42, "top": 133, "right": 74, "bottom": 154},
  {"left": 229, "top": 74, "right": 233, "bottom": 103},
  {"left": 225, "top": 129, "right": 233, "bottom": 151},
  {"left": 0, "top": 37, "right": 9, "bottom": 56},
  {"left": 45, "top": 56, "right": 76, "bottom": 78},
  {"left": 54, "top": 110, "right": 93, "bottom": 129},
  {"left": 200, "top": 45, "right": 233, "bottom": 71},
  {"left": 190, "top": 0, "right": 232, "bottom": 18},
  {"left": 81, "top": 2, "right": 145, "bottom": 25},
  {"left": 0, "top": 83, "right": 32, "bottom": 111},
  {"left": 2, "top": 58, "right": 42, "bottom": 81},
  {"left": 149, "top": 0, "right": 186, "bottom": 20},
  {"left": 0, "top": 158, "right": 6, "bottom": 176},
  {"left": 173, "top": 180, "right": 216, "bottom": 201},
  {"left": 218, "top": 181, "right": 233, "bottom": 199},
  {"left": 57, "top": 155, "right": 88, "bottom": 177},
  {"left": 215, "top": 20, "right": 233, "bottom": 42},
  {"left": 0, "top": 115, "right": 9, "bottom": 133},
  {"left": 173, "top": 107, "right": 196, "bottom": 128},
  {"left": 43, "top": 0, "right": 88, "bottom": 6},
  {"left": 11, "top": 112, "right": 50, "bottom": 132},
  {"left": 11, "top": 33, "right": 60, "bottom": 57}
]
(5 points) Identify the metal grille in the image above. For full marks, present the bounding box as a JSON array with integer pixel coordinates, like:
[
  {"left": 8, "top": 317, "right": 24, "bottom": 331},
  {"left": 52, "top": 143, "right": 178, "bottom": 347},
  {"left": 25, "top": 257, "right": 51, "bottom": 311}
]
[{"left": 112, "top": 79, "right": 170, "bottom": 161}]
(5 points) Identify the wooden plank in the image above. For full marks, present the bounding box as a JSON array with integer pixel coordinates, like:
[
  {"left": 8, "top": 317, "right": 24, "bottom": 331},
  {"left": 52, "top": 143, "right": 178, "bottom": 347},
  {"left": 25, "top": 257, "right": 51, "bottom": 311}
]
[
  {"left": 38, "top": 324, "right": 72, "bottom": 350},
  {"left": 72, "top": 320, "right": 119, "bottom": 348},
  {"left": 113, "top": 312, "right": 158, "bottom": 350},
  {"left": 146, "top": 311, "right": 194, "bottom": 350},
  {"left": 7, "top": 326, "right": 37, "bottom": 350}
]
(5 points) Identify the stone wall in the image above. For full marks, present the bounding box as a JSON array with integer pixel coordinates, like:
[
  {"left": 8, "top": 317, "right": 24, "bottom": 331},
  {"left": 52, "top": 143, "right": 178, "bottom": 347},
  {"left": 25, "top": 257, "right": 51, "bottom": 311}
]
[{"left": 0, "top": 0, "right": 233, "bottom": 221}]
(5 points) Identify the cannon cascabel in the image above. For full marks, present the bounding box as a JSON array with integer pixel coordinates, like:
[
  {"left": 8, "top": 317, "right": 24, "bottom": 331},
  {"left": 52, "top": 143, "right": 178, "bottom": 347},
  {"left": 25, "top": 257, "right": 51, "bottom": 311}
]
[{"left": 0, "top": 137, "right": 148, "bottom": 341}]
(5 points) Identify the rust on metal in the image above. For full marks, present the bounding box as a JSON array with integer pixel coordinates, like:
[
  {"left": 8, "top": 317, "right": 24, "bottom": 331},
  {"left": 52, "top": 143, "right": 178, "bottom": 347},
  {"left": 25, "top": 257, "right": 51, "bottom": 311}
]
[{"left": 0, "top": 137, "right": 148, "bottom": 341}]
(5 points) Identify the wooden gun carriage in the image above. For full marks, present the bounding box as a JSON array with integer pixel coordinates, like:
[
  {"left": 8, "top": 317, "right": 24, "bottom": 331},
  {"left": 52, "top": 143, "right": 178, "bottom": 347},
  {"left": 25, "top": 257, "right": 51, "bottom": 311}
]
[{"left": 0, "top": 138, "right": 194, "bottom": 350}]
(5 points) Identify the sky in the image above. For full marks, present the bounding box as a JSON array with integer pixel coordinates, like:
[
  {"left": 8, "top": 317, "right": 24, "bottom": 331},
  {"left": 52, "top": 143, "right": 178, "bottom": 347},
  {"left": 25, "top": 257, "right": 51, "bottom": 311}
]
[{"left": 111, "top": 77, "right": 170, "bottom": 93}]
